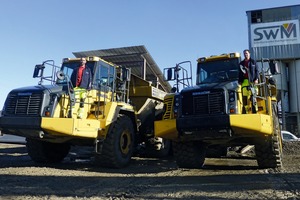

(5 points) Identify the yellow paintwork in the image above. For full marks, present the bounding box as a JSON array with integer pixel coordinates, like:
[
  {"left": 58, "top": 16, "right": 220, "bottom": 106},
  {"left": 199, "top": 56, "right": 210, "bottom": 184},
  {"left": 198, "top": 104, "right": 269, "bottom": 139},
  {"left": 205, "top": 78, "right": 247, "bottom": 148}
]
[
  {"left": 41, "top": 57, "right": 171, "bottom": 140},
  {"left": 47, "top": 87, "right": 137, "bottom": 139},
  {"left": 162, "top": 93, "right": 175, "bottom": 120},
  {"left": 129, "top": 74, "right": 167, "bottom": 101},
  {"left": 102, "top": 102, "right": 118, "bottom": 127},
  {"left": 41, "top": 117, "right": 100, "bottom": 138},
  {"left": 130, "top": 86, "right": 166, "bottom": 101},
  {"left": 197, "top": 52, "right": 240, "bottom": 63},
  {"left": 230, "top": 114, "right": 273, "bottom": 135},
  {"left": 154, "top": 119, "right": 178, "bottom": 140},
  {"left": 154, "top": 93, "right": 177, "bottom": 139},
  {"left": 154, "top": 113, "right": 273, "bottom": 140}
]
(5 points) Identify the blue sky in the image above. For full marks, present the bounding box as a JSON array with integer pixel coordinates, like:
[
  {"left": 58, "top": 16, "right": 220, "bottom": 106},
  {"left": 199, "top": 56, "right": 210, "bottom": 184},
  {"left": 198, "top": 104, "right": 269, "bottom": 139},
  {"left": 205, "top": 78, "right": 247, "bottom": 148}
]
[{"left": 0, "top": 0, "right": 299, "bottom": 107}]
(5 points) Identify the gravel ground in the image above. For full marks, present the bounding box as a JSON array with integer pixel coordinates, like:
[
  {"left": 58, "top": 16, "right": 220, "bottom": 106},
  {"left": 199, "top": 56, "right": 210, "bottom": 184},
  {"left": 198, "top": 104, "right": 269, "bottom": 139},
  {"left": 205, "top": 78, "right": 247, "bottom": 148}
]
[{"left": 0, "top": 141, "right": 300, "bottom": 200}]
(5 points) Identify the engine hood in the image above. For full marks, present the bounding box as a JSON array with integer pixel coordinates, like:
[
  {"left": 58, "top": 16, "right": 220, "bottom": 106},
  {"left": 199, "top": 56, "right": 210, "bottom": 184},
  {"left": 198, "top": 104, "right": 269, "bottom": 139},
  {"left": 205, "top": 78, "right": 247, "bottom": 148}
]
[
  {"left": 9, "top": 85, "right": 63, "bottom": 94},
  {"left": 181, "top": 80, "right": 239, "bottom": 93}
]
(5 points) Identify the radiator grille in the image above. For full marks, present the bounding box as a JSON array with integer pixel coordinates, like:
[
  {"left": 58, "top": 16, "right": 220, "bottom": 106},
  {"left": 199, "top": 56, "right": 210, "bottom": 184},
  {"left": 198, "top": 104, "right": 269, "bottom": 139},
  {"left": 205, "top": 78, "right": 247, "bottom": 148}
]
[
  {"left": 4, "top": 93, "right": 43, "bottom": 116},
  {"left": 182, "top": 90, "right": 225, "bottom": 115}
]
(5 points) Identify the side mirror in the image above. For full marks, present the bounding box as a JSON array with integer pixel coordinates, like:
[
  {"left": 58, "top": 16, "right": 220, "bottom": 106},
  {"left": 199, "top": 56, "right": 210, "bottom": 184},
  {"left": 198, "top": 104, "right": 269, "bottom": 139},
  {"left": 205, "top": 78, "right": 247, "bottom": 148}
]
[
  {"left": 167, "top": 68, "right": 173, "bottom": 80},
  {"left": 33, "top": 64, "right": 45, "bottom": 78},
  {"left": 269, "top": 61, "right": 280, "bottom": 75},
  {"left": 164, "top": 67, "right": 175, "bottom": 81}
]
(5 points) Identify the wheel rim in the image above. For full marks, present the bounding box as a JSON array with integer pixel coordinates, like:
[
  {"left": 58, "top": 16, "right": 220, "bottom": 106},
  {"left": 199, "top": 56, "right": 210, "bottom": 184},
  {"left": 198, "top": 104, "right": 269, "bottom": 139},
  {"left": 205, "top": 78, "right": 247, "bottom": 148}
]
[{"left": 120, "top": 129, "right": 131, "bottom": 155}]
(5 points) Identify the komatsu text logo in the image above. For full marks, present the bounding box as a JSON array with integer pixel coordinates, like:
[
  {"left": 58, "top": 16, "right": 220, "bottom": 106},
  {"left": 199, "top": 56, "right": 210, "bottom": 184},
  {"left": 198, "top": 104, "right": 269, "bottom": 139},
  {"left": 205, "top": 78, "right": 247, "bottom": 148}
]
[{"left": 251, "top": 20, "right": 300, "bottom": 47}]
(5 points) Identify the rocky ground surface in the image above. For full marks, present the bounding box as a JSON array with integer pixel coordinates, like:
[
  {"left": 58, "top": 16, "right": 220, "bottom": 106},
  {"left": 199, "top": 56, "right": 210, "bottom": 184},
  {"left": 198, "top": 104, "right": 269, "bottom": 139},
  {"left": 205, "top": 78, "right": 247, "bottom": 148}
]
[{"left": 0, "top": 141, "right": 300, "bottom": 200}]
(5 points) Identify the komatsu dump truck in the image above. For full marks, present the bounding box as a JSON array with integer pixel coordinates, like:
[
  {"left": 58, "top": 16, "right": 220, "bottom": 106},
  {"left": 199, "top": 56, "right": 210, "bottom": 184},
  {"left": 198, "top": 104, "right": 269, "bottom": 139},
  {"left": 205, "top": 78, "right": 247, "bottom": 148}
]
[
  {"left": 155, "top": 52, "right": 282, "bottom": 169},
  {"left": 0, "top": 56, "right": 170, "bottom": 168}
]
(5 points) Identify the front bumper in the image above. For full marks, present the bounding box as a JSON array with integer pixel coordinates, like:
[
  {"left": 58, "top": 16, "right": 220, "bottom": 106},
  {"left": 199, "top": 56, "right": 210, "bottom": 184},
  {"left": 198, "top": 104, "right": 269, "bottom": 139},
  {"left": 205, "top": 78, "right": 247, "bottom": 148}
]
[
  {"left": 0, "top": 116, "right": 100, "bottom": 139},
  {"left": 176, "top": 113, "right": 273, "bottom": 140},
  {"left": 177, "top": 114, "right": 230, "bottom": 132},
  {"left": 0, "top": 116, "right": 42, "bottom": 137},
  {"left": 0, "top": 116, "right": 41, "bottom": 130}
]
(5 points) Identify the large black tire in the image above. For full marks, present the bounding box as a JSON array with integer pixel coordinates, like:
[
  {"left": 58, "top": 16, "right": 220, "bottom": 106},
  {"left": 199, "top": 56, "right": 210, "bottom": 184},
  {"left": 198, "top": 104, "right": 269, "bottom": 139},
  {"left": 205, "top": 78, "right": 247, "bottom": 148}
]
[
  {"left": 139, "top": 104, "right": 171, "bottom": 158},
  {"left": 255, "top": 102, "right": 283, "bottom": 169},
  {"left": 26, "top": 138, "right": 70, "bottom": 163},
  {"left": 145, "top": 138, "right": 172, "bottom": 158},
  {"left": 173, "top": 141, "right": 206, "bottom": 169},
  {"left": 95, "top": 114, "right": 135, "bottom": 168},
  {"left": 206, "top": 145, "right": 228, "bottom": 158}
]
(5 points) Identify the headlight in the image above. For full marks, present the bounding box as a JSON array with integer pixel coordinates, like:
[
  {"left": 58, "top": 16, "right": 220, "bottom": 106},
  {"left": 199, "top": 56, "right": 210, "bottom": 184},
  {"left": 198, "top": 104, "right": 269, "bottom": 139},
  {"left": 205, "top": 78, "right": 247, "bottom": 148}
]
[
  {"left": 173, "top": 95, "right": 180, "bottom": 116},
  {"left": 229, "top": 91, "right": 235, "bottom": 102}
]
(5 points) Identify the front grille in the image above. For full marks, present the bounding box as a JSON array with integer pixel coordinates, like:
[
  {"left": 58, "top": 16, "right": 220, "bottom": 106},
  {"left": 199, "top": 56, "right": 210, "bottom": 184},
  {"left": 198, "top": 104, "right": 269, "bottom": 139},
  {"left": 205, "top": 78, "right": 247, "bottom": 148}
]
[
  {"left": 182, "top": 89, "right": 225, "bottom": 116},
  {"left": 4, "top": 93, "right": 43, "bottom": 116}
]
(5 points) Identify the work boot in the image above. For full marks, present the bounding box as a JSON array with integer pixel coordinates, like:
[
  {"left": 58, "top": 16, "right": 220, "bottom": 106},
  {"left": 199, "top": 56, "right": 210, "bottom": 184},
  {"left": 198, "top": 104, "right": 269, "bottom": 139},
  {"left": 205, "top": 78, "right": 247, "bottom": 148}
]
[{"left": 77, "top": 107, "right": 84, "bottom": 119}]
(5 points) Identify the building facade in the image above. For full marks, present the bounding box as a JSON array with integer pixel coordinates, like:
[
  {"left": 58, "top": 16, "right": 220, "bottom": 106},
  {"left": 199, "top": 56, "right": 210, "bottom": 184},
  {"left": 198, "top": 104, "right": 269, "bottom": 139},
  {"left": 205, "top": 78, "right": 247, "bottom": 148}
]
[{"left": 246, "top": 4, "right": 300, "bottom": 135}]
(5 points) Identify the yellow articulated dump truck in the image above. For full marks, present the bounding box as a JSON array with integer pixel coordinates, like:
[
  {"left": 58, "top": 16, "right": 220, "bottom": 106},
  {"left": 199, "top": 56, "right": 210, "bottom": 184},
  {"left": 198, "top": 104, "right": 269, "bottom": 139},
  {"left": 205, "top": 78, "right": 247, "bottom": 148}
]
[
  {"left": 155, "top": 53, "right": 283, "bottom": 169},
  {"left": 0, "top": 55, "right": 170, "bottom": 168}
]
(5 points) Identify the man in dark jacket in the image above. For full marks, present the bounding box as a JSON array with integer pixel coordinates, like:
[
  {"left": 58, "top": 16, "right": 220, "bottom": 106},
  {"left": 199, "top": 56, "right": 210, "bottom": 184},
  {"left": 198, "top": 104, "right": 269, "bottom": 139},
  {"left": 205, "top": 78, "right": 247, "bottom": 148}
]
[
  {"left": 238, "top": 49, "right": 259, "bottom": 113},
  {"left": 71, "top": 57, "right": 92, "bottom": 89},
  {"left": 70, "top": 57, "right": 92, "bottom": 118},
  {"left": 238, "top": 49, "right": 259, "bottom": 85}
]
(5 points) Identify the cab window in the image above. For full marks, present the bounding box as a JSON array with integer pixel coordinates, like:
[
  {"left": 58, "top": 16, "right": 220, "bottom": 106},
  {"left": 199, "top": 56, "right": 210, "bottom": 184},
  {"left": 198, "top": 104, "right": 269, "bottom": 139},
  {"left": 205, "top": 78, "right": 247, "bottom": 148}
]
[{"left": 94, "top": 62, "right": 115, "bottom": 91}]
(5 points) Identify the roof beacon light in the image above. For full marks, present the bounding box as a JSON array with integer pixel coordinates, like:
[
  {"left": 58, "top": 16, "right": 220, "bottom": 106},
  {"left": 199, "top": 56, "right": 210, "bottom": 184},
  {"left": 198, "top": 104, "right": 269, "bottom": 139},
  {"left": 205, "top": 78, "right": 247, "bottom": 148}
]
[
  {"left": 62, "top": 58, "right": 70, "bottom": 63},
  {"left": 199, "top": 57, "right": 206, "bottom": 62}
]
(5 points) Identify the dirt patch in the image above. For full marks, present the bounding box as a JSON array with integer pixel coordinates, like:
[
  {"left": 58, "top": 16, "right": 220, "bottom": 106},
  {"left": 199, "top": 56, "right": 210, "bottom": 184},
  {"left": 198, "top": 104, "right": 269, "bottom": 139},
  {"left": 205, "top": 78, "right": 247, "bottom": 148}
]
[
  {"left": 282, "top": 141, "right": 300, "bottom": 155},
  {"left": 0, "top": 142, "right": 300, "bottom": 199}
]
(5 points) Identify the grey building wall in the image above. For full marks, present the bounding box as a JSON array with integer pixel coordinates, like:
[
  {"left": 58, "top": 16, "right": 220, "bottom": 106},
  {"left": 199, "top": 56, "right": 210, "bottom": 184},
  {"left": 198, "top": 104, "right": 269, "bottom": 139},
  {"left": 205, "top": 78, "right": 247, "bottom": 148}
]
[
  {"left": 246, "top": 4, "right": 300, "bottom": 135},
  {"left": 247, "top": 4, "right": 300, "bottom": 60},
  {"left": 289, "top": 60, "right": 300, "bottom": 113}
]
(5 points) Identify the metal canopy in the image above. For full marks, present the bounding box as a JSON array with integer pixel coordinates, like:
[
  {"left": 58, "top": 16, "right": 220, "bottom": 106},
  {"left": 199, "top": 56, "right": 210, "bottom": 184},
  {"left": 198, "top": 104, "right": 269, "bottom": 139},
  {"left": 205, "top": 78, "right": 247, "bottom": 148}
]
[{"left": 73, "top": 45, "right": 171, "bottom": 92}]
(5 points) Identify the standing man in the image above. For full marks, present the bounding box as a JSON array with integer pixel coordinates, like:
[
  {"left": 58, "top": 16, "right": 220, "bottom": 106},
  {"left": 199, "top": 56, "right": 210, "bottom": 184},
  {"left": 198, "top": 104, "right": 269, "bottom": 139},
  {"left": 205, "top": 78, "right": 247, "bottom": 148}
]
[
  {"left": 238, "top": 49, "right": 259, "bottom": 113},
  {"left": 70, "top": 57, "right": 92, "bottom": 118}
]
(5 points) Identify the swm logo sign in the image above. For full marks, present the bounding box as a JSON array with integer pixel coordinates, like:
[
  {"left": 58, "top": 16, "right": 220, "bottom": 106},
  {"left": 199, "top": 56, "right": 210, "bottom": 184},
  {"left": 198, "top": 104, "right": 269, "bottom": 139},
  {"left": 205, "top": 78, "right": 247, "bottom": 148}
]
[{"left": 250, "top": 20, "right": 300, "bottom": 47}]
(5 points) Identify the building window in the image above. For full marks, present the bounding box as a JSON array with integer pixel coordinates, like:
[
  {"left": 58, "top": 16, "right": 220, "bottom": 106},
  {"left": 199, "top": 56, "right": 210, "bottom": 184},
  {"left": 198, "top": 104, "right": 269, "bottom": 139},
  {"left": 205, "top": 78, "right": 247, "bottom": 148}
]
[
  {"left": 262, "top": 7, "right": 291, "bottom": 22},
  {"left": 251, "top": 7, "right": 293, "bottom": 24},
  {"left": 251, "top": 10, "right": 262, "bottom": 23}
]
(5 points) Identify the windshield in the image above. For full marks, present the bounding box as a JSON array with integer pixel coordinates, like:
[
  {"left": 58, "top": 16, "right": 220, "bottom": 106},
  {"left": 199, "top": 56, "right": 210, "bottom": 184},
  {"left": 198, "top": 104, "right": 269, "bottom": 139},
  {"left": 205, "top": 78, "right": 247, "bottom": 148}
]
[
  {"left": 196, "top": 58, "right": 239, "bottom": 85},
  {"left": 56, "top": 61, "right": 95, "bottom": 85}
]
